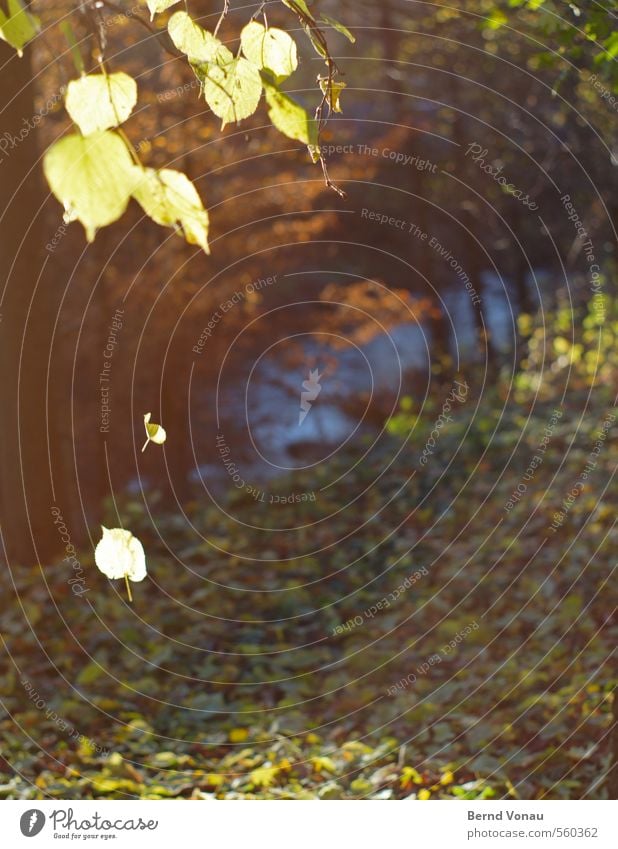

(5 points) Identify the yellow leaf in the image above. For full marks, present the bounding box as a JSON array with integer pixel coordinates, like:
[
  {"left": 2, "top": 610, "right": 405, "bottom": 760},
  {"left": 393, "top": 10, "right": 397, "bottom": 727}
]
[
  {"left": 65, "top": 72, "right": 137, "bottom": 135},
  {"left": 250, "top": 765, "right": 280, "bottom": 787},
  {"left": 228, "top": 727, "right": 249, "bottom": 743},
  {"left": 400, "top": 765, "right": 423, "bottom": 787},
  {"left": 141, "top": 412, "right": 167, "bottom": 452},
  {"left": 43, "top": 131, "right": 138, "bottom": 242},
  {"left": 133, "top": 170, "right": 209, "bottom": 253},
  {"left": 310, "top": 756, "right": 337, "bottom": 774}
]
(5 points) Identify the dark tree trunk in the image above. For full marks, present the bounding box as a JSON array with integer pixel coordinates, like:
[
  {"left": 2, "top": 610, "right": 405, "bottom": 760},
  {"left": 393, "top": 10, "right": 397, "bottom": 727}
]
[
  {"left": 0, "top": 43, "right": 66, "bottom": 565},
  {"left": 379, "top": 0, "right": 403, "bottom": 112},
  {"left": 450, "top": 85, "right": 499, "bottom": 372}
]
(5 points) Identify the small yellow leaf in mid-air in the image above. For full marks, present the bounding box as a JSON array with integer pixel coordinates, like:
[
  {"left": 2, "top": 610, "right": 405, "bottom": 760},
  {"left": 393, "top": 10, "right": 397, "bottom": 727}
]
[{"left": 142, "top": 412, "right": 167, "bottom": 452}]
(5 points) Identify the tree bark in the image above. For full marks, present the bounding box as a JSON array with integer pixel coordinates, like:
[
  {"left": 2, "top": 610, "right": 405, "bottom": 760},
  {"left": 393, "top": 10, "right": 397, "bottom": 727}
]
[{"left": 0, "top": 43, "right": 66, "bottom": 565}]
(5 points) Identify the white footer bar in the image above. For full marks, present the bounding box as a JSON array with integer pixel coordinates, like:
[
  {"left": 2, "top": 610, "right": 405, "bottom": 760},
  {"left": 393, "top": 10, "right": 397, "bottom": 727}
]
[{"left": 0, "top": 799, "right": 615, "bottom": 848}]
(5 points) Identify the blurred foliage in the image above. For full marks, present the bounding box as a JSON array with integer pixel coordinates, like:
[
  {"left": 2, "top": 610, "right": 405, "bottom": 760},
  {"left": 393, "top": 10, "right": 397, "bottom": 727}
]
[
  {"left": 1, "top": 308, "right": 615, "bottom": 798},
  {"left": 0, "top": 0, "right": 616, "bottom": 801},
  {"left": 488, "top": 0, "right": 618, "bottom": 89}
]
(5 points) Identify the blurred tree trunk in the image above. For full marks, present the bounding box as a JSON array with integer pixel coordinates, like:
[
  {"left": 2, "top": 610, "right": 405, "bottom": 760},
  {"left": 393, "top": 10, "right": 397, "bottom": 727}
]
[
  {"left": 161, "top": 332, "right": 191, "bottom": 503},
  {"left": 380, "top": 0, "right": 402, "bottom": 110},
  {"left": 450, "top": 83, "right": 499, "bottom": 370},
  {"left": 0, "top": 43, "right": 65, "bottom": 565}
]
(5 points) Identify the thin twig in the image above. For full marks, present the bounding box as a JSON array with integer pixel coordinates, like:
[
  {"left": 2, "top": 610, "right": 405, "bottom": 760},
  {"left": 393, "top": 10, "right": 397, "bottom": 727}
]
[
  {"left": 98, "top": 0, "right": 183, "bottom": 58},
  {"left": 213, "top": 0, "right": 230, "bottom": 38}
]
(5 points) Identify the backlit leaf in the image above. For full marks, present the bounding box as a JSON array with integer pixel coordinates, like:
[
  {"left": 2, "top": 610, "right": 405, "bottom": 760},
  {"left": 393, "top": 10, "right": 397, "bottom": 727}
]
[
  {"left": 281, "top": 0, "right": 314, "bottom": 21},
  {"left": 43, "top": 131, "right": 138, "bottom": 242},
  {"left": 59, "top": 21, "right": 84, "bottom": 76},
  {"left": 0, "top": 0, "right": 38, "bottom": 56},
  {"left": 195, "top": 54, "right": 262, "bottom": 127},
  {"left": 168, "top": 10, "right": 219, "bottom": 62},
  {"left": 133, "top": 168, "right": 209, "bottom": 252},
  {"left": 320, "top": 14, "right": 355, "bottom": 43},
  {"left": 65, "top": 73, "right": 137, "bottom": 135},
  {"left": 263, "top": 81, "right": 318, "bottom": 149},
  {"left": 240, "top": 21, "right": 298, "bottom": 80},
  {"left": 95, "top": 526, "right": 147, "bottom": 602},
  {"left": 147, "top": 0, "right": 181, "bottom": 21},
  {"left": 319, "top": 78, "right": 346, "bottom": 113},
  {"left": 280, "top": 0, "right": 327, "bottom": 59},
  {"left": 95, "top": 527, "right": 147, "bottom": 582},
  {"left": 141, "top": 411, "right": 168, "bottom": 452},
  {"left": 94, "top": 526, "right": 147, "bottom": 601}
]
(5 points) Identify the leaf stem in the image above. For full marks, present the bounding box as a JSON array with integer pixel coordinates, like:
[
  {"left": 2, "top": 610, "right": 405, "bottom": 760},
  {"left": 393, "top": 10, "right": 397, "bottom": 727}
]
[{"left": 124, "top": 574, "right": 133, "bottom": 603}]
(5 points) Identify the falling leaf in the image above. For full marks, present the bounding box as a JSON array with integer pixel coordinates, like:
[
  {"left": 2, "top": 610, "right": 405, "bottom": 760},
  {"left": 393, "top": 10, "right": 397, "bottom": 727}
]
[
  {"left": 142, "top": 412, "right": 167, "bottom": 452},
  {"left": 94, "top": 527, "right": 147, "bottom": 602}
]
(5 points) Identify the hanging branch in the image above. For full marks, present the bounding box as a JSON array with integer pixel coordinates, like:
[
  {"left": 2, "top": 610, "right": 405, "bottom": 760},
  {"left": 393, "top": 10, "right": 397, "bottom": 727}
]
[
  {"left": 97, "top": 0, "right": 183, "bottom": 58},
  {"left": 78, "top": 0, "right": 108, "bottom": 66},
  {"left": 282, "top": 0, "right": 346, "bottom": 198}
]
